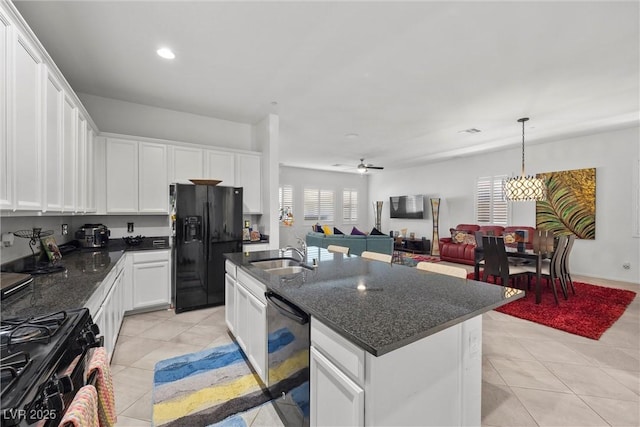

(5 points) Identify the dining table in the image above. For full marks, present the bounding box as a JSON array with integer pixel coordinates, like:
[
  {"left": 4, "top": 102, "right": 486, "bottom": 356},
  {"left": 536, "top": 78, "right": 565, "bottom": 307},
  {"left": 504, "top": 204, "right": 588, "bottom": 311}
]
[{"left": 474, "top": 245, "right": 551, "bottom": 304}]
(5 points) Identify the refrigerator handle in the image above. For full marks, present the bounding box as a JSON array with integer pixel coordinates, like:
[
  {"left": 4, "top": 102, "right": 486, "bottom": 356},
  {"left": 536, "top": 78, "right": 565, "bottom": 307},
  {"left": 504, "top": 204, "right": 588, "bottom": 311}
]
[
  {"left": 206, "top": 201, "right": 212, "bottom": 261},
  {"left": 202, "top": 201, "right": 208, "bottom": 260}
]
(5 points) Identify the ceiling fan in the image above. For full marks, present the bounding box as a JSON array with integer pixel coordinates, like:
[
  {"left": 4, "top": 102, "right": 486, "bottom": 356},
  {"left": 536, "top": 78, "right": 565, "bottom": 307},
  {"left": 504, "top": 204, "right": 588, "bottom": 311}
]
[{"left": 357, "top": 158, "right": 384, "bottom": 174}]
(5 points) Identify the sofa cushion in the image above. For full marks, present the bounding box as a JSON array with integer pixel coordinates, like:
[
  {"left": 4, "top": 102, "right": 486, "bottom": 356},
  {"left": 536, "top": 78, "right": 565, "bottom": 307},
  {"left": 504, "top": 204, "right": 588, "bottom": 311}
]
[
  {"left": 450, "top": 229, "right": 476, "bottom": 245},
  {"left": 351, "top": 226, "right": 366, "bottom": 236},
  {"left": 322, "top": 225, "right": 333, "bottom": 235},
  {"left": 333, "top": 227, "right": 344, "bottom": 235},
  {"left": 370, "top": 227, "right": 385, "bottom": 235},
  {"left": 455, "top": 224, "right": 481, "bottom": 232},
  {"left": 478, "top": 225, "right": 505, "bottom": 236}
]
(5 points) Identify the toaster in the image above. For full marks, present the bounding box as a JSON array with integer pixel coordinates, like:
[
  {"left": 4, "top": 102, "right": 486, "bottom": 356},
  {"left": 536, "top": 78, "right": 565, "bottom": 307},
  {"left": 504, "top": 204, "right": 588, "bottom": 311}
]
[{"left": 75, "top": 224, "right": 110, "bottom": 248}]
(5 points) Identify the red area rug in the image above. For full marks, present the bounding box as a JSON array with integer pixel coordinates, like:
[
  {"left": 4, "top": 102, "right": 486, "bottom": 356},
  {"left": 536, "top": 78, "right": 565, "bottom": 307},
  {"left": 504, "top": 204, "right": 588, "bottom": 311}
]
[
  {"left": 468, "top": 273, "right": 636, "bottom": 340},
  {"left": 399, "top": 253, "right": 440, "bottom": 266}
]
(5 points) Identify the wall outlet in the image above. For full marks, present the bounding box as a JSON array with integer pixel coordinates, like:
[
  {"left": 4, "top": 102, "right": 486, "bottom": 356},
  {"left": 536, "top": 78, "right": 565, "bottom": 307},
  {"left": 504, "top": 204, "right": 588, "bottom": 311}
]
[
  {"left": 127, "top": 222, "right": 134, "bottom": 233},
  {"left": 61, "top": 224, "right": 68, "bottom": 235},
  {"left": 622, "top": 262, "right": 631, "bottom": 270}
]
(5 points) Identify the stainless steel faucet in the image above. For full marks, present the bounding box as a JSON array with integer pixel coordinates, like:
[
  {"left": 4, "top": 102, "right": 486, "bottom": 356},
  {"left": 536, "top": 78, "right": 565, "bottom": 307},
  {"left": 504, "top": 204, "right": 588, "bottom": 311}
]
[{"left": 283, "top": 237, "right": 307, "bottom": 262}]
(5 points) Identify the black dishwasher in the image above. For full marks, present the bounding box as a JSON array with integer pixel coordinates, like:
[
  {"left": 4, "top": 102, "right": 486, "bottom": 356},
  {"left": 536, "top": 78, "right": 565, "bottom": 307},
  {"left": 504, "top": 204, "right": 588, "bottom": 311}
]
[{"left": 265, "top": 290, "right": 310, "bottom": 427}]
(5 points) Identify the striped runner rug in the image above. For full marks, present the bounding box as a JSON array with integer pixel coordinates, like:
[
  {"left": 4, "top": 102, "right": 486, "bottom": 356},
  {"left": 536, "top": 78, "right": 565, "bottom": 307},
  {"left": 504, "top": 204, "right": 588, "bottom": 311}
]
[{"left": 152, "top": 328, "right": 308, "bottom": 426}]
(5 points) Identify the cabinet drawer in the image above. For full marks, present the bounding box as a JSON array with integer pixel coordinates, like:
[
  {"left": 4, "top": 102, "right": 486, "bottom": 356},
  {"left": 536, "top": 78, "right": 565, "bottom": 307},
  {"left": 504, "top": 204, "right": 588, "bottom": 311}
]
[
  {"left": 236, "top": 269, "right": 266, "bottom": 303},
  {"left": 133, "top": 249, "right": 170, "bottom": 264},
  {"left": 311, "top": 318, "right": 365, "bottom": 386},
  {"left": 225, "top": 260, "right": 237, "bottom": 279}
]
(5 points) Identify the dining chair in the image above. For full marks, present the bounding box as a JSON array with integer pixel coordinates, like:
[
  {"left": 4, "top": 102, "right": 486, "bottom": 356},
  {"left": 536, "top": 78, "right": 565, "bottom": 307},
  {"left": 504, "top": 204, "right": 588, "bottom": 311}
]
[
  {"left": 560, "top": 234, "right": 576, "bottom": 295},
  {"left": 360, "top": 251, "right": 393, "bottom": 263},
  {"left": 327, "top": 244, "right": 350, "bottom": 255},
  {"left": 416, "top": 262, "right": 468, "bottom": 279},
  {"left": 391, "top": 236, "right": 404, "bottom": 264},
  {"left": 481, "top": 236, "right": 528, "bottom": 288},
  {"left": 523, "top": 234, "right": 568, "bottom": 304}
]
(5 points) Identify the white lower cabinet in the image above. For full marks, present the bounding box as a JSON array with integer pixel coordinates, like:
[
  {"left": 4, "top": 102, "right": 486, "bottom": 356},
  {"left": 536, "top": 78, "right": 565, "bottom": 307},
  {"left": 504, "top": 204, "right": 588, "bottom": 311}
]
[
  {"left": 91, "top": 256, "right": 126, "bottom": 361},
  {"left": 225, "top": 263, "right": 267, "bottom": 383},
  {"left": 224, "top": 272, "right": 236, "bottom": 334},
  {"left": 310, "top": 346, "right": 364, "bottom": 427},
  {"left": 131, "top": 250, "right": 171, "bottom": 310}
]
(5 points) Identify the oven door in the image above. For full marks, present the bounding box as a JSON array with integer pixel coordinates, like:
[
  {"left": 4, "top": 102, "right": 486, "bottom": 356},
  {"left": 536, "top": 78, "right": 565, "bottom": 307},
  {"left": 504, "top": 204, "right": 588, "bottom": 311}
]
[{"left": 265, "top": 291, "right": 310, "bottom": 427}]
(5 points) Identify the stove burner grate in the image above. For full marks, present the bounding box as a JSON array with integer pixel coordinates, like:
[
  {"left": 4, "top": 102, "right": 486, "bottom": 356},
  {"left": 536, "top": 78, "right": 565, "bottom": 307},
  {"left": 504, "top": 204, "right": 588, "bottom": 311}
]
[
  {"left": 1, "top": 311, "right": 68, "bottom": 346},
  {"left": 0, "top": 351, "right": 32, "bottom": 398}
]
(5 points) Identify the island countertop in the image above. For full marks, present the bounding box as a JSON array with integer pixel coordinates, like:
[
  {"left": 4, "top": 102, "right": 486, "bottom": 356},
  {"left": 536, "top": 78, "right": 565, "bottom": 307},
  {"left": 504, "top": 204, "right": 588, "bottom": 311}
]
[{"left": 226, "top": 246, "right": 524, "bottom": 356}]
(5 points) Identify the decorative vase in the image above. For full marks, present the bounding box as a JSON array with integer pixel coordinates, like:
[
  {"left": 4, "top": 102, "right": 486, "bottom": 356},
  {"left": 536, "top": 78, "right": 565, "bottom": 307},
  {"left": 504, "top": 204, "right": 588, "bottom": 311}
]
[
  {"left": 373, "top": 201, "right": 384, "bottom": 231},
  {"left": 430, "top": 198, "right": 440, "bottom": 256}
]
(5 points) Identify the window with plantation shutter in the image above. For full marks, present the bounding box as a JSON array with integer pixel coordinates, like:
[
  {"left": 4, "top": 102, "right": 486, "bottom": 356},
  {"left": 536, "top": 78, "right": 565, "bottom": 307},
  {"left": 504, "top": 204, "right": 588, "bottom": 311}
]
[
  {"left": 304, "top": 188, "right": 334, "bottom": 222},
  {"left": 343, "top": 189, "right": 358, "bottom": 223},
  {"left": 476, "top": 175, "right": 509, "bottom": 225},
  {"left": 279, "top": 185, "right": 293, "bottom": 222}
]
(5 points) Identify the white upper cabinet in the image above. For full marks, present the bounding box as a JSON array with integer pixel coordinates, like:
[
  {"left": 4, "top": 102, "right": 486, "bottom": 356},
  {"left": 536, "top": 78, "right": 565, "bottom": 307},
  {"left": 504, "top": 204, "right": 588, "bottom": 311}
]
[
  {"left": 42, "top": 66, "right": 63, "bottom": 212},
  {"left": 236, "top": 153, "right": 262, "bottom": 213},
  {"left": 85, "top": 127, "right": 96, "bottom": 212},
  {"left": 204, "top": 150, "right": 235, "bottom": 186},
  {"left": 169, "top": 146, "right": 203, "bottom": 183},
  {"left": 106, "top": 138, "right": 138, "bottom": 213},
  {"left": 0, "top": 13, "right": 12, "bottom": 210},
  {"left": 76, "top": 112, "right": 87, "bottom": 212},
  {"left": 61, "top": 93, "right": 77, "bottom": 212},
  {"left": 139, "top": 142, "right": 168, "bottom": 213},
  {"left": 13, "top": 29, "right": 43, "bottom": 211}
]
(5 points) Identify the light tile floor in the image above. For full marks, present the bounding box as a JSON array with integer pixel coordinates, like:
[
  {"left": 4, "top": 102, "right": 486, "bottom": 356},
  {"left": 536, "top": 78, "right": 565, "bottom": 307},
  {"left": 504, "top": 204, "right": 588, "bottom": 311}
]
[{"left": 112, "top": 271, "right": 639, "bottom": 426}]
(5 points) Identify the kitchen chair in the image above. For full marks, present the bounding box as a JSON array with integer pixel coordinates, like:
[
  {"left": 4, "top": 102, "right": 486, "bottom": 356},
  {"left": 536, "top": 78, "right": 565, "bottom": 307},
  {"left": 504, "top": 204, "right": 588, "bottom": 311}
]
[
  {"left": 561, "top": 234, "right": 576, "bottom": 295},
  {"left": 523, "top": 234, "right": 568, "bottom": 304},
  {"left": 416, "top": 262, "right": 468, "bottom": 279},
  {"left": 327, "top": 244, "right": 350, "bottom": 255},
  {"left": 392, "top": 237, "right": 405, "bottom": 264},
  {"left": 481, "top": 236, "right": 528, "bottom": 288},
  {"left": 360, "top": 251, "right": 393, "bottom": 263}
]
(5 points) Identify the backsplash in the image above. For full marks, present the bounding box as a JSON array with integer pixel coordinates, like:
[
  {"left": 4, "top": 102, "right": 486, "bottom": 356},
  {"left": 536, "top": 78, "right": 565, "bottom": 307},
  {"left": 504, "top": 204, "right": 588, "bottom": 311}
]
[{"left": 0, "top": 215, "right": 171, "bottom": 264}]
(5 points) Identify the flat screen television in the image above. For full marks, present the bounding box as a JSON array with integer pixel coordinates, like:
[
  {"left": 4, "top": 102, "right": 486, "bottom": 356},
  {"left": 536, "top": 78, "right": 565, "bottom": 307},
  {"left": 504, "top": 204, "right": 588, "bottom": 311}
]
[{"left": 389, "top": 195, "right": 426, "bottom": 219}]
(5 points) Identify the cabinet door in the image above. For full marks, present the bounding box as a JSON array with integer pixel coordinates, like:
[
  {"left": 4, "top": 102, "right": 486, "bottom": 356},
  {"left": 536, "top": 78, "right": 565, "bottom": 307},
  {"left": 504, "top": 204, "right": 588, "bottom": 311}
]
[
  {"left": 205, "top": 150, "right": 235, "bottom": 185},
  {"left": 235, "top": 283, "right": 249, "bottom": 353},
  {"left": 61, "top": 93, "right": 76, "bottom": 211},
  {"left": 0, "top": 13, "right": 11, "bottom": 209},
  {"left": 93, "top": 305, "right": 107, "bottom": 357},
  {"left": 310, "top": 346, "right": 364, "bottom": 427},
  {"left": 132, "top": 260, "right": 170, "bottom": 309},
  {"left": 42, "top": 66, "right": 63, "bottom": 212},
  {"left": 139, "top": 142, "right": 168, "bottom": 213},
  {"left": 85, "top": 127, "right": 96, "bottom": 212},
  {"left": 225, "top": 273, "right": 236, "bottom": 334},
  {"left": 76, "top": 112, "right": 87, "bottom": 212},
  {"left": 13, "top": 30, "right": 43, "bottom": 210},
  {"left": 236, "top": 153, "right": 262, "bottom": 213},
  {"left": 170, "top": 146, "right": 203, "bottom": 183},
  {"left": 246, "top": 291, "right": 267, "bottom": 382},
  {"left": 106, "top": 138, "right": 138, "bottom": 213}
]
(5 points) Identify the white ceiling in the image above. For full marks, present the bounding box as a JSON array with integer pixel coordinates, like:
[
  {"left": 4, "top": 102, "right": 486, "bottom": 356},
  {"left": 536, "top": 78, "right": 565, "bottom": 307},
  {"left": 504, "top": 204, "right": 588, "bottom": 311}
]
[{"left": 13, "top": 1, "right": 639, "bottom": 173}]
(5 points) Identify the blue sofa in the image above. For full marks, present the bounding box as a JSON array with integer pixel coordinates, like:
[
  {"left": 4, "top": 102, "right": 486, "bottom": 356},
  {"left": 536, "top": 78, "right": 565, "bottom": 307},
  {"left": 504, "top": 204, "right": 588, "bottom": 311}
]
[{"left": 305, "top": 232, "right": 393, "bottom": 256}]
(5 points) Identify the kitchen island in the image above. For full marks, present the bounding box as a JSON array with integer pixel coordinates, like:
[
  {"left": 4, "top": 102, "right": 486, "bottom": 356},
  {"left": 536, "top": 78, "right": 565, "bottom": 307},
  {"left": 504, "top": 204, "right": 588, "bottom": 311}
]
[{"left": 225, "top": 246, "right": 524, "bottom": 426}]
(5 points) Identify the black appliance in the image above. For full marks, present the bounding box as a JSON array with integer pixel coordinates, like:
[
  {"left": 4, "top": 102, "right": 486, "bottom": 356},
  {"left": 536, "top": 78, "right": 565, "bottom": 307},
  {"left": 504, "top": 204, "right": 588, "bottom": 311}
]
[
  {"left": 172, "top": 184, "right": 243, "bottom": 313},
  {"left": 0, "top": 308, "right": 101, "bottom": 427},
  {"left": 389, "top": 194, "right": 427, "bottom": 219},
  {"left": 75, "top": 224, "right": 110, "bottom": 248},
  {"left": 265, "top": 291, "right": 310, "bottom": 426}
]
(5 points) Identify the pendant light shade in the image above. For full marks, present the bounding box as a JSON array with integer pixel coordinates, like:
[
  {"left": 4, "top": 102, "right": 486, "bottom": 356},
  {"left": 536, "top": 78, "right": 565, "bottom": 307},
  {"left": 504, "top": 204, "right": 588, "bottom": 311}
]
[{"left": 504, "top": 117, "right": 547, "bottom": 202}]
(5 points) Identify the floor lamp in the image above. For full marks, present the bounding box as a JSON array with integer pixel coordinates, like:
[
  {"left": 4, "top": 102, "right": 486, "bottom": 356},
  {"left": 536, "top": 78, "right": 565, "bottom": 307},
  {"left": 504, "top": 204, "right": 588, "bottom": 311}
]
[{"left": 430, "top": 198, "right": 440, "bottom": 256}]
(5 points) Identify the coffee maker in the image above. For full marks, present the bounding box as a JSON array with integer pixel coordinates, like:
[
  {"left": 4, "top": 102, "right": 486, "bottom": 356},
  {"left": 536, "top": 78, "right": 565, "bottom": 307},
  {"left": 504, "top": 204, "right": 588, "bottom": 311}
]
[{"left": 75, "top": 224, "right": 110, "bottom": 248}]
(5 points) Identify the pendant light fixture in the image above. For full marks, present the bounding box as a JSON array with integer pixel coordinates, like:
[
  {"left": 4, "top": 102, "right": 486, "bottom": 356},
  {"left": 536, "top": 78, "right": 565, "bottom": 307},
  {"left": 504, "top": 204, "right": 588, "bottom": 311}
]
[{"left": 503, "top": 117, "right": 547, "bottom": 201}]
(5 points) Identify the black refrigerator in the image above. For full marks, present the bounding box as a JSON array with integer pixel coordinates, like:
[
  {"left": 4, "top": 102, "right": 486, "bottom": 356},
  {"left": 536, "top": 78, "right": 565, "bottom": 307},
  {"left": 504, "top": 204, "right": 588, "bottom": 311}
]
[{"left": 172, "top": 184, "right": 243, "bottom": 313}]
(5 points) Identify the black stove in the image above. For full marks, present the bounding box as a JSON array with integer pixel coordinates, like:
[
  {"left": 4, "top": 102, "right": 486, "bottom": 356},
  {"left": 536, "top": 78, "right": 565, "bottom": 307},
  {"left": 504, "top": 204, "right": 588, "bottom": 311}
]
[{"left": 0, "top": 308, "right": 100, "bottom": 427}]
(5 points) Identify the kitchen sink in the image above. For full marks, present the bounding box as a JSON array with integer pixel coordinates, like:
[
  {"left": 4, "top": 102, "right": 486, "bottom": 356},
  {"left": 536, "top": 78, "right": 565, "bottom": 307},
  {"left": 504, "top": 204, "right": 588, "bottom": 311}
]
[
  {"left": 251, "top": 258, "right": 312, "bottom": 275},
  {"left": 251, "top": 258, "right": 301, "bottom": 270}
]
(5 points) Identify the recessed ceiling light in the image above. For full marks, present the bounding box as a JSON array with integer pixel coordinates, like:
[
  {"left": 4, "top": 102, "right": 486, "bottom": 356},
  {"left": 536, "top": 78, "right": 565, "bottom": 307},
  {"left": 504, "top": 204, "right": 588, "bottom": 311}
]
[
  {"left": 458, "top": 128, "right": 481, "bottom": 134},
  {"left": 345, "top": 133, "right": 359, "bottom": 139},
  {"left": 156, "top": 48, "right": 175, "bottom": 59}
]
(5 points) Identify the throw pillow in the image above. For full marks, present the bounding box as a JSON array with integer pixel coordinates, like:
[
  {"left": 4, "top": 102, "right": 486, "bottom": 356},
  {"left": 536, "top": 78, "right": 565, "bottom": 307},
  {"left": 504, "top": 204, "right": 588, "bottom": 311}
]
[
  {"left": 370, "top": 227, "right": 385, "bottom": 235},
  {"left": 450, "top": 229, "right": 476, "bottom": 245},
  {"left": 503, "top": 230, "right": 529, "bottom": 244},
  {"left": 322, "top": 225, "right": 333, "bottom": 235},
  {"left": 314, "top": 223, "right": 323, "bottom": 233},
  {"left": 333, "top": 227, "right": 344, "bottom": 235},
  {"left": 351, "top": 226, "right": 366, "bottom": 236}
]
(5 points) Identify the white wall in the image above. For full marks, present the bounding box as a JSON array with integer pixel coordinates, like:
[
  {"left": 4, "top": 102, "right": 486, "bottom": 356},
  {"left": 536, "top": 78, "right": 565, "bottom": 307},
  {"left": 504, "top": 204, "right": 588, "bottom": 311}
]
[
  {"left": 254, "top": 114, "right": 279, "bottom": 248},
  {"left": 0, "top": 216, "right": 76, "bottom": 262},
  {"left": 279, "top": 166, "right": 370, "bottom": 248},
  {"left": 78, "top": 93, "right": 253, "bottom": 151},
  {"left": 369, "top": 126, "right": 640, "bottom": 284}
]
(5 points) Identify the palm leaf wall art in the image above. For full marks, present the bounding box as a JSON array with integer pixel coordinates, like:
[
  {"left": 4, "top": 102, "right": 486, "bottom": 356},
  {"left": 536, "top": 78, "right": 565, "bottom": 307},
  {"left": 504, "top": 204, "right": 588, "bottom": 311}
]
[{"left": 536, "top": 168, "right": 596, "bottom": 239}]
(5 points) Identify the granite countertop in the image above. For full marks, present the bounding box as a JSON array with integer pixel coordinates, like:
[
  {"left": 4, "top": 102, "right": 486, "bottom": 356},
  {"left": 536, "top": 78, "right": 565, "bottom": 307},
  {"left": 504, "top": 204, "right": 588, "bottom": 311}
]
[
  {"left": 226, "top": 246, "right": 524, "bottom": 356},
  {"left": 1, "top": 236, "right": 171, "bottom": 319}
]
